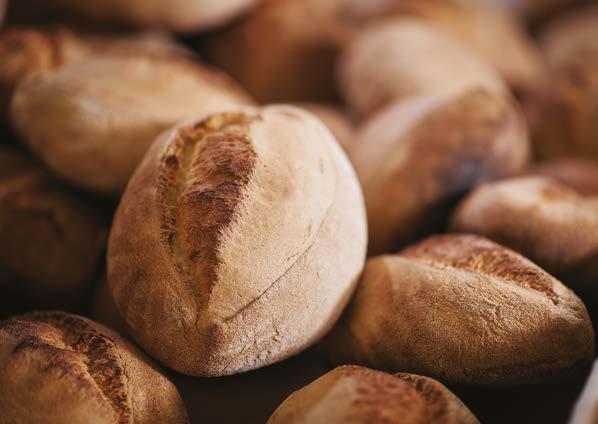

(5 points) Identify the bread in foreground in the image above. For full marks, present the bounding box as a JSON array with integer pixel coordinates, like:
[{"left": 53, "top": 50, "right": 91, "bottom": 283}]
[{"left": 108, "top": 105, "right": 367, "bottom": 376}]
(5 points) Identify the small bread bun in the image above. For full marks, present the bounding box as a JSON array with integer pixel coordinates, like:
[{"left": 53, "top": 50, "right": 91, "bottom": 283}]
[
  {"left": 339, "top": 18, "right": 506, "bottom": 117},
  {"left": 267, "top": 365, "right": 479, "bottom": 424},
  {"left": 0, "top": 311, "right": 189, "bottom": 423},
  {"left": 294, "top": 103, "right": 356, "bottom": 154},
  {"left": 450, "top": 176, "right": 598, "bottom": 293},
  {"left": 0, "top": 147, "right": 106, "bottom": 315},
  {"left": 352, "top": 88, "right": 529, "bottom": 255},
  {"left": 325, "top": 234, "right": 594, "bottom": 386},
  {"left": 11, "top": 54, "right": 254, "bottom": 195},
  {"left": 107, "top": 105, "right": 367, "bottom": 376}
]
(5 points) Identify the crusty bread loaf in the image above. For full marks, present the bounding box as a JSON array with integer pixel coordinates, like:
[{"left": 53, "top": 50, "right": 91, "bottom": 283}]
[
  {"left": 295, "top": 103, "right": 355, "bottom": 154},
  {"left": 0, "top": 311, "right": 189, "bottom": 423},
  {"left": 0, "top": 27, "right": 88, "bottom": 119},
  {"left": 324, "top": 234, "right": 595, "bottom": 386},
  {"left": 450, "top": 176, "right": 598, "bottom": 294},
  {"left": 267, "top": 365, "right": 479, "bottom": 424},
  {"left": 351, "top": 88, "right": 529, "bottom": 255},
  {"left": 107, "top": 105, "right": 367, "bottom": 376},
  {"left": 569, "top": 361, "right": 598, "bottom": 424},
  {"left": 530, "top": 159, "right": 598, "bottom": 196},
  {"left": 11, "top": 54, "right": 254, "bottom": 195},
  {"left": 339, "top": 18, "right": 506, "bottom": 117},
  {"left": 47, "top": 0, "right": 260, "bottom": 32},
  {"left": 0, "top": 146, "right": 106, "bottom": 316}
]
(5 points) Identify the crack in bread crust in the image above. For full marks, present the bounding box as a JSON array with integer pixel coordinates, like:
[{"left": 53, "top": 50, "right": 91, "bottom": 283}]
[
  {"left": 401, "top": 234, "right": 560, "bottom": 305},
  {"left": 157, "top": 113, "right": 258, "bottom": 311},
  {"left": 2, "top": 312, "right": 131, "bottom": 423}
]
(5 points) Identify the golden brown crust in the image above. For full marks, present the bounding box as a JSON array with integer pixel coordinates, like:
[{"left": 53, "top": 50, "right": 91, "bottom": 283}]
[
  {"left": 0, "top": 147, "right": 106, "bottom": 315},
  {"left": 267, "top": 365, "right": 478, "bottom": 424},
  {"left": 156, "top": 114, "right": 258, "bottom": 309},
  {"left": 324, "top": 234, "right": 594, "bottom": 386},
  {"left": 108, "top": 105, "right": 367, "bottom": 376},
  {"left": 0, "top": 311, "right": 188, "bottom": 424},
  {"left": 0, "top": 27, "right": 88, "bottom": 118},
  {"left": 450, "top": 176, "right": 598, "bottom": 293},
  {"left": 353, "top": 89, "right": 529, "bottom": 255},
  {"left": 529, "top": 158, "right": 598, "bottom": 196}
]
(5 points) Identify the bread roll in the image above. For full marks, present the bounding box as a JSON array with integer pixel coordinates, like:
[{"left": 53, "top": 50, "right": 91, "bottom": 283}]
[
  {"left": 0, "top": 311, "right": 188, "bottom": 423},
  {"left": 107, "top": 106, "right": 367, "bottom": 376},
  {"left": 11, "top": 54, "right": 254, "bottom": 195},
  {"left": 0, "top": 147, "right": 106, "bottom": 316},
  {"left": 325, "top": 234, "right": 594, "bottom": 386},
  {"left": 540, "top": 4, "right": 598, "bottom": 68},
  {"left": 295, "top": 103, "right": 355, "bottom": 154},
  {"left": 523, "top": 62, "right": 598, "bottom": 160},
  {"left": 530, "top": 159, "right": 598, "bottom": 196},
  {"left": 201, "top": 0, "right": 355, "bottom": 103},
  {"left": 352, "top": 89, "right": 529, "bottom": 255},
  {"left": 352, "top": 0, "right": 545, "bottom": 93},
  {"left": 267, "top": 365, "right": 479, "bottom": 424},
  {"left": 570, "top": 361, "right": 598, "bottom": 424},
  {"left": 0, "top": 27, "right": 88, "bottom": 119},
  {"left": 339, "top": 17, "right": 506, "bottom": 117},
  {"left": 451, "top": 176, "right": 598, "bottom": 294}
]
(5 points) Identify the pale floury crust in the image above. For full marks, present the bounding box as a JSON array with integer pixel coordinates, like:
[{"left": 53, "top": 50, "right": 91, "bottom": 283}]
[
  {"left": 0, "top": 147, "right": 106, "bottom": 315},
  {"left": 49, "top": 0, "right": 260, "bottom": 32},
  {"left": 107, "top": 105, "right": 367, "bottom": 376},
  {"left": 10, "top": 54, "right": 254, "bottom": 196},
  {"left": 352, "top": 89, "right": 530, "bottom": 255},
  {"left": 530, "top": 159, "right": 598, "bottom": 196},
  {"left": 0, "top": 311, "right": 189, "bottom": 424},
  {"left": 324, "top": 234, "right": 595, "bottom": 386},
  {"left": 539, "top": 4, "right": 598, "bottom": 68},
  {"left": 267, "top": 365, "right": 479, "bottom": 424},
  {"left": 450, "top": 176, "right": 598, "bottom": 293},
  {"left": 339, "top": 17, "right": 506, "bottom": 117},
  {"left": 569, "top": 361, "right": 598, "bottom": 424}
]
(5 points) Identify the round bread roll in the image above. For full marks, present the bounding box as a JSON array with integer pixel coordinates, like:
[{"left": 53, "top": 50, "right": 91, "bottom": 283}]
[
  {"left": 570, "top": 361, "right": 598, "bottom": 424},
  {"left": 0, "top": 311, "right": 189, "bottom": 423},
  {"left": 11, "top": 54, "right": 254, "bottom": 196},
  {"left": 352, "top": 88, "right": 529, "bottom": 255},
  {"left": 46, "top": 0, "right": 259, "bottom": 33},
  {"left": 295, "top": 103, "right": 356, "bottom": 154},
  {"left": 339, "top": 17, "right": 506, "bottom": 117},
  {"left": 201, "top": 0, "right": 355, "bottom": 103},
  {"left": 0, "top": 147, "right": 106, "bottom": 316},
  {"left": 267, "top": 365, "right": 479, "bottom": 424},
  {"left": 540, "top": 4, "right": 598, "bottom": 68},
  {"left": 107, "top": 106, "right": 367, "bottom": 376},
  {"left": 523, "top": 62, "right": 598, "bottom": 160},
  {"left": 353, "top": 0, "right": 545, "bottom": 93},
  {"left": 324, "top": 234, "right": 595, "bottom": 386},
  {"left": 530, "top": 158, "right": 598, "bottom": 196},
  {"left": 0, "top": 27, "right": 88, "bottom": 119},
  {"left": 450, "top": 176, "right": 598, "bottom": 294}
]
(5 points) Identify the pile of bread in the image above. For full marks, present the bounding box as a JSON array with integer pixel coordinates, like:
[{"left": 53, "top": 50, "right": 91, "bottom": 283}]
[{"left": 1, "top": 0, "right": 598, "bottom": 423}]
